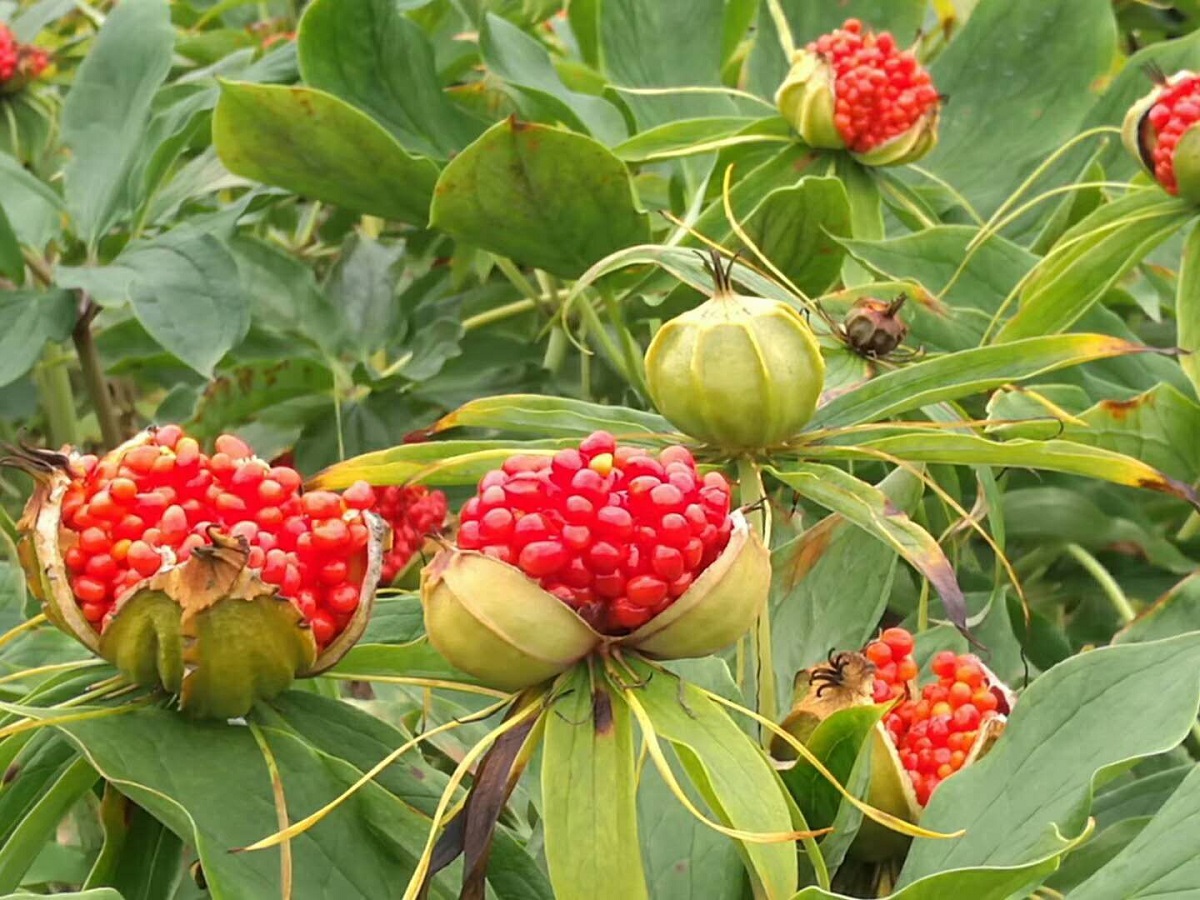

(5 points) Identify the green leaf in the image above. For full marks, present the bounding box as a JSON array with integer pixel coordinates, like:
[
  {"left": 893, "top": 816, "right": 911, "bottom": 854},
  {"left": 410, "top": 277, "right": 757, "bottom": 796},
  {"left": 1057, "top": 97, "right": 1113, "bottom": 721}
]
[
  {"left": 597, "top": 0, "right": 734, "bottom": 126},
  {"left": 0, "top": 202, "right": 22, "bottom": 285},
  {"left": 1044, "top": 816, "right": 1150, "bottom": 894},
  {"left": 76, "top": 227, "right": 249, "bottom": 377},
  {"left": 433, "top": 394, "right": 675, "bottom": 438},
  {"left": 42, "top": 704, "right": 464, "bottom": 899},
  {"left": 542, "top": 666, "right": 647, "bottom": 900},
  {"left": 213, "top": 81, "right": 439, "bottom": 225},
  {"left": 988, "top": 382, "right": 1200, "bottom": 483},
  {"left": 768, "top": 463, "right": 968, "bottom": 633},
  {"left": 430, "top": 118, "right": 650, "bottom": 279},
  {"left": 612, "top": 116, "right": 772, "bottom": 162},
  {"left": 0, "top": 153, "right": 62, "bottom": 251},
  {"left": 0, "top": 290, "right": 76, "bottom": 388},
  {"left": 996, "top": 191, "right": 1193, "bottom": 341},
  {"left": 1115, "top": 575, "right": 1200, "bottom": 645},
  {"left": 87, "top": 798, "right": 184, "bottom": 899},
  {"left": 793, "top": 846, "right": 1075, "bottom": 900},
  {"left": 809, "top": 433, "right": 1200, "bottom": 510},
  {"left": 324, "top": 233, "right": 405, "bottom": 358},
  {"left": 742, "top": 177, "right": 852, "bottom": 297},
  {"left": 1178, "top": 222, "right": 1200, "bottom": 398},
  {"left": 0, "top": 756, "right": 98, "bottom": 892},
  {"left": 899, "top": 633, "right": 1200, "bottom": 883},
  {"left": 188, "top": 359, "right": 335, "bottom": 439},
  {"left": 4, "top": 892, "right": 124, "bottom": 900},
  {"left": 61, "top": 0, "right": 174, "bottom": 247},
  {"left": 298, "top": 0, "right": 481, "bottom": 159},
  {"left": 769, "top": 467, "right": 922, "bottom": 696},
  {"left": 311, "top": 438, "right": 581, "bottom": 489},
  {"left": 480, "top": 13, "right": 627, "bottom": 145},
  {"left": 228, "top": 235, "right": 341, "bottom": 347},
  {"left": 633, "top": 663, "right": 800, "bottom": 900},
  {"left": 809, "top": 333, "right": 1153, "bottom": 430},
  {"left": 780, "top": 705, "right": 885, "bottom": 832},
  {"left": 922, "top": 0, "right": 1117, "bottom": 217}
]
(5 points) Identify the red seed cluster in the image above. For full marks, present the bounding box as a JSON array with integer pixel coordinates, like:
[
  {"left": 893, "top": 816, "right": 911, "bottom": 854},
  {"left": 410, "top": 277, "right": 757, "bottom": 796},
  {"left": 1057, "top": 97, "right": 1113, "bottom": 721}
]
[
  {"left": 376, "top": 484, "right": 448, "bottom": 583},
  {"left": 1146, "top": 75, "right": 1200, "bottom": 195},
  {"left": 867, "top": 628, "right": 1005, "bottom": 806},
  {"left": 0, "top": 25, "right": 47, "bottom": 86},
  {"left": 808, "top": 19, "right": 938, "bottom": 153},
  {"left": 456, "top": 432, "right": 733, "bottom": 633},
  {"left": 59, "top": 426, "right": 376, "bottom": 649}
]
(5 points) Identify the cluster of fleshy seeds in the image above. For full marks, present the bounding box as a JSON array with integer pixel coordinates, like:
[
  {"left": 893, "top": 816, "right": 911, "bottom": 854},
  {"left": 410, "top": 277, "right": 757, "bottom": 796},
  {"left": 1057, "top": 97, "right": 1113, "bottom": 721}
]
[
  {"left": 1145, "top": 74, "right": 1200, "bottom": 195},
  {"left": 866, "top": 628, "right": 1005, "bottom": 806},
  {"left": 60, "top": 426, "right": 376, "bottom": 648},
  {"left": 376, "top": 484, "right": 447, "bottom": 583},
  {"left": 457, "top": 432, "right": 733, "bottom": 633},
  {"left": 808, "top": 19, "right": 938, "bottom": 153},
  {"left": 0, "top": 25, "right": 48, "bottom": 86}
]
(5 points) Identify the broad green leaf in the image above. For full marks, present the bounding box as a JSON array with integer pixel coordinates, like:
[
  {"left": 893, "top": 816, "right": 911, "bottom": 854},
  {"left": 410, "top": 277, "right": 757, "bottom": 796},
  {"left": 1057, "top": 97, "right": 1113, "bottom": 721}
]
[
  {"left": 333, "top": 639, "right": 479, "bottom": 684},
  {"left": 1178, "top": 222, "right": 1200, "bottom": 398},
  {"left": 324, "top": 233, "right": 405, "bottom": 358},
  {"left": 433, "top": 394, "right": 675, "bottom": 438},
  {"left": 0, "top": 756, "right": 98, "bottom": 892},
  {"left": 228, "top": 235, "right": 340, "bottom": 346},
  {"left": 188, "top": 359, "right": 335, "bottom": 439},
  {"left": 768, "top": 463, "right": 967, "bottom": 632},
  {"left": 923, "top": 0, "right": 1116, "bottom": 217},
  {"left": 808, "top": 433, "right": 1200, "bottom": 510},
  {"left": 311, "top": 438, "right": 581, "bottom": 490},
  {"left": 988, "top": 382, "right": 1200, "bottom": 483},
  {"left": 746, "top": 0, "right": 926, "bottom": 97},
  {"left": 996, "top": 191, "right": 1192, "bottom": 341},
  {"left": 0, "top": 203, "right": 21, "bottom": 284},
  {"left": 264, "top": 693, "right": 554, "bottom": 900},
  {"left": 0, "top": 290, "right": 76, "bottom": 388},
  {"left": 779, "top": 705, "right": 885, "bottom": 832},
  {"left": 543, "top": 666, "right": 647, "bottom": 900},
  {"left": 769, "top": 466, "right": 922, "bottom": 698},
  {"left": 76, "top": 227, "right": 249, "bottom": 377},
  {"left": 87, "top": 799, "right": 184, "bottom": 899},
  {"left": 900, "top": 633, "right": 1200, "bottom": 882},
  {"left": 61, "top": 0, "right": 174, "bottom": 247},
  {"left": 480, "top": 13, "right": 627, "bottom": 145},
  {"left": 1093, "top": 765, "right": 1194, "bottom": 828},
  {"left": 213, "top": 82, "right": 439, "bottom": 225},
  {"left": 5, "top": 892, "right": 123, "bottom": 900},
  {"left": 430, "top": 118, "right": 650, "bottom": 279},
  {"left": 633, "top": 663, "right": 799, "bottom": 900},
  {"left": 1002, "top": 487, "right": 1194, "bottom": 575},
  {"left": 0, "top": 152, "right": 62, "bottom": 250},
  {"left": 298, "top": 0, "right": 481, "bottom": 159},
  {"left": 742, "top": 176, "right": 852, "bottom": 297},
  {"left": 1044, "top": 816, "right": 1150, "bottom": 894},
  {"left": 809, "top": 333, "right": 1153, "bottom": 430},
  {"left": 597, "top": 0, "right": 735, "bottom": 126},
  {"left": 43, "top": 704, "right": 463, "bottom": 899},
  {"left": 1115, "top": 575, "right": 1200, "bottom": 645},
  {"left": 792, "top": 844, "right": 1075, "bottom": 900},
  {"left": 613, "top": 116, "right": 773, "bottom": 162}
]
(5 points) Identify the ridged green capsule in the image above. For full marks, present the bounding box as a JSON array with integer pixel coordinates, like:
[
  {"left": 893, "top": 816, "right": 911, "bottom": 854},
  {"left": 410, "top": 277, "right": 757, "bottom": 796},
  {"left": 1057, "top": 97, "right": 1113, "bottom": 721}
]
[{"left": 644, "top": 253, "right": 825, "bottom": 452}]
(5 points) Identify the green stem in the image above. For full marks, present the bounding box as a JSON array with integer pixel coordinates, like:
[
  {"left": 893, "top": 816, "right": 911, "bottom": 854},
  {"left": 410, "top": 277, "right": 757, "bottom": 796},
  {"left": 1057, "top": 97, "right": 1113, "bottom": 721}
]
[
  {"left": 915, "top": 580, "right": 931, "bottom": 634},
  {"left": 542, "top": 325, "right": 569, "bottom": 373},
  {"left": 33, "top": 343, "right": 78, "bottom": 448},
  {"left": 494, "top": 257, "right": 542, "bottom": 305},
  {"left": 1064, "top": 543, "right": 1136, "bottom": 624},
  {"left": 73, "top": 303, "right": 122, "bottom": 448},
  {"left": 597, "top": 283, "right": 648, "bottom": 398},
  {"left": 462, "top": 298, "right": 537, "bottom": 332},
  {"left": 576, "top": 296, "right": 640, "bottom": 388},
  {"left": 737, "top": 456, "right": 776, "bottom": 742}
]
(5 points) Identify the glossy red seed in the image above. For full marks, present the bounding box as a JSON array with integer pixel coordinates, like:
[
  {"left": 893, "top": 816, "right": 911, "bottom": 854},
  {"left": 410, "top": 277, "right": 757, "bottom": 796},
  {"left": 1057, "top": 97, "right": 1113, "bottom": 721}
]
[
  {"left": 342, "top": 480, "right": 376, "bottom": 510},
  {"left": 326, "top": 583, "right": 359, "bottom": 614},
  {"left": 519, "top": 541, "right": 568, "bottom": 577}
]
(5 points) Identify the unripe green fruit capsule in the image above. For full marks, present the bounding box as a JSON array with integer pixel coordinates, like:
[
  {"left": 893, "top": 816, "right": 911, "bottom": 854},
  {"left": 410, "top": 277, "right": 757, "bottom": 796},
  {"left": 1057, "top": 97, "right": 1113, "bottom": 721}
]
[{"left": 645, "top": 255, "right": 825, "bottom": 451}]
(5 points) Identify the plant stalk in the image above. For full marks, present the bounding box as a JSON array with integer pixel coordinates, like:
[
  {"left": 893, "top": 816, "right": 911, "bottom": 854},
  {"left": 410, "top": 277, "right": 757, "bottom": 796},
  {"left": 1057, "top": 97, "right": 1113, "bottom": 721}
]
[
  {"left": 33, "top": 344, "right": 78, "bottom": 449},
  {"left": 72, "top": 301, "right": 122, "bottom": 447},
  {"left": 1064, "top": 543, "right": 1136, "bottom": 624},
  {"left": 737, "top": 456, "right": 776, "bottom": 742}
]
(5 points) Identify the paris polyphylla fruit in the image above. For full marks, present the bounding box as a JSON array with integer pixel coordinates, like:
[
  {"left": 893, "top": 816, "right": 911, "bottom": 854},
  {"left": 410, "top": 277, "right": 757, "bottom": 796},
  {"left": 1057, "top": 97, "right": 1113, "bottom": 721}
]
[
  {"left": 774, "top": 627, "right": 1013, "bottom": 861},
  {"left": 1124, "top": 68, "right": 1200, "bottom": 203},
  {"left": 420, "top": 431, "right": 771, "bottom": 690},
  {"left": 11, "top": 425, "right": 387, "bottom": 718},
  {"left": 775, "top": 18, "right": 940, "bottom": 167}
]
